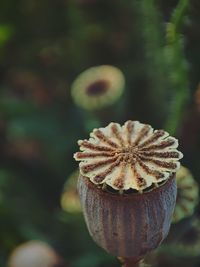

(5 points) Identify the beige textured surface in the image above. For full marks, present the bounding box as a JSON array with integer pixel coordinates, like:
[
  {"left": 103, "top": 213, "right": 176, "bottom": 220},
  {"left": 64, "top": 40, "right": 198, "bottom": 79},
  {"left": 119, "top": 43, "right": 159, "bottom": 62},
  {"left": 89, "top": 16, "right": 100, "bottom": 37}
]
[{"left": 74, "top": 121, "right": 183, "bottom": 191}]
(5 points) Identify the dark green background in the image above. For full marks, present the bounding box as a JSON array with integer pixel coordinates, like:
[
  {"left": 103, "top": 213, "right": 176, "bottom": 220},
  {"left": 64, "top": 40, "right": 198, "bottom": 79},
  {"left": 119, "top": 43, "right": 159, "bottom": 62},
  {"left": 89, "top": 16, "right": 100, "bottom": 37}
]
[{"left": 0, "top": 0, "right": 200, "bottom": 266}]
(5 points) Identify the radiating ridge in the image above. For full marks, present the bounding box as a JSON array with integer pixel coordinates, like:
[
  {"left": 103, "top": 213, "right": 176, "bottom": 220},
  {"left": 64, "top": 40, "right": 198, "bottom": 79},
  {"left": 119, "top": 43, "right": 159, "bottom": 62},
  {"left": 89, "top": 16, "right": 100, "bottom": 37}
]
[{"left": 74, "top": 121, "right": 183, "bottom": 191}]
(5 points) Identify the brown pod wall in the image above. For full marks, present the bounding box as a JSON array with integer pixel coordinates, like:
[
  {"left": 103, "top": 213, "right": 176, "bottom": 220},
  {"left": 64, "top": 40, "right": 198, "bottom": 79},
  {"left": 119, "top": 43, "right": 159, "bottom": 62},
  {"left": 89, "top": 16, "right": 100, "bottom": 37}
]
[{"left": 78, "top": 174, "right": 177, "bottom": 259}]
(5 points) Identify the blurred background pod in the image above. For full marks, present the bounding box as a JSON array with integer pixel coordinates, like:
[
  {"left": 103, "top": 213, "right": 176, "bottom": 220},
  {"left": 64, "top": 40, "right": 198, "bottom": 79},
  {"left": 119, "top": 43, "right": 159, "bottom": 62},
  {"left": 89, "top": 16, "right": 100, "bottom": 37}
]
[
  {"left": 7, "top": 241, "right": 66, "bottom": 267},
  {"left": 172, "top": 165, "right": 199, "bottom": 223},
  {"left": 71, "top": 65, "right": 126, "bottom": 128},
  {"left": 60, "top": 170, "right": 81, "bottom": 214},
  {"left": 71, "top": 65, "right": 125, "bottom": 111}
]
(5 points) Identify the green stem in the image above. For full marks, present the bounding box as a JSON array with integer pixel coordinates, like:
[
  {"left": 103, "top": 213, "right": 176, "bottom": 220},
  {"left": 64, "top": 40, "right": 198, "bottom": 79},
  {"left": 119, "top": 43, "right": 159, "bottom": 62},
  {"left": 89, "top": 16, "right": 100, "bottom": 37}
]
[
  {"left": 164, "top": 0, "right": 190, "bottom": 135},
  {"left": 171, "top": 0, "right": 190, "bottom": 33},
  {"left": 138, "top": 0, "right": 170, "bottom": 126}
]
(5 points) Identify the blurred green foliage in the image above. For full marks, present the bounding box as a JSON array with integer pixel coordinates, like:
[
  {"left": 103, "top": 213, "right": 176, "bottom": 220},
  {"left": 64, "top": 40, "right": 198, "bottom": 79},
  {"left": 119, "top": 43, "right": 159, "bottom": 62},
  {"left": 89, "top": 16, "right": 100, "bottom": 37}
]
[{"left": 0, "top": 0, "right": 200, "bottom": 266}]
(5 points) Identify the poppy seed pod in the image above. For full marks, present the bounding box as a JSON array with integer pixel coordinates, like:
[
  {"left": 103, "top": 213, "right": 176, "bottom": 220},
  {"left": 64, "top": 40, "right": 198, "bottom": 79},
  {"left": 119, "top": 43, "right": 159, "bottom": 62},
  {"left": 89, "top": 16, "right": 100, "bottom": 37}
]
[
  {"left": 78, "top": 174, "right": 176, "bottom": 260},
  {"left": 71, "top": 65, "right": 125, "bottom": 111},
  {"left": 74, "top": 121, "right": 183, "bottom": 265}
]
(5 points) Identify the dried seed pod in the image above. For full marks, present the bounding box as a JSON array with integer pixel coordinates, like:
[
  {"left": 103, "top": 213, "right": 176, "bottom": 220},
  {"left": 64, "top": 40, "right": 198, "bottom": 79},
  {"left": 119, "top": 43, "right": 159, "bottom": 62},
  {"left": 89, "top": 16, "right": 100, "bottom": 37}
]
[
  {"left": 74, "top": 121, "right": 182, "bottom": 192},
  {"left": 172, "top": 165, "right": 199, "bottom": 223},
  {"left": 74, "top": 121, "right": 183, "bottom": 264},
  {"left": 78, "top": 174, "right": 176, "bottom": 260},
  {"left": 71, "top": 65, "right": 125, "bottom": 111}
]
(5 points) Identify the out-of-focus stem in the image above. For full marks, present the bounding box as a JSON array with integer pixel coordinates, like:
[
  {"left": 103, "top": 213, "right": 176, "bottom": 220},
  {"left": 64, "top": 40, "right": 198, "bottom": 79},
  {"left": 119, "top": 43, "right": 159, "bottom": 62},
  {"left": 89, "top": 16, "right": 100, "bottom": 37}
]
[
  {"left": 164, "top": 0, "right": 190, "bottom": 135},
  {"left": 138, "top": 0, "right": 169, "bottom": 126},
  {"left": 171, "top": 0, "right": 190, "bottom": 33},
  {"left": 118, "top": 257, "right": 142, "bottom": 267}
]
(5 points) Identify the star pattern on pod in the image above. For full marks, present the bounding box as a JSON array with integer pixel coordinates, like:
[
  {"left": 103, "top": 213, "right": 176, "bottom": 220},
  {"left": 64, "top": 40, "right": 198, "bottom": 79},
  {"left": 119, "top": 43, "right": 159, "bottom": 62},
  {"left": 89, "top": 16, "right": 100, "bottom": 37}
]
[{"left": 74, "top": 121, "right": 183, "bottom": 192}]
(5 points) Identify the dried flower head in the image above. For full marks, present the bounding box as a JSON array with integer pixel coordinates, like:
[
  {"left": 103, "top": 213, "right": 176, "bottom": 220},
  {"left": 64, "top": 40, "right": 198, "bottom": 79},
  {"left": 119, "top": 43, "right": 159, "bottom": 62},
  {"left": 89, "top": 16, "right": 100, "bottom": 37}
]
[
  {"left": 61, "top": 170, "right": 81, "bottom": 214},
  {"left": 172, "top": 166, "right": 199, "bottom": 223},
  {"left": 74, "top": 121, "right": 183, "bottom": 192},
  {"left": 8, "top": 241, "right": 62, "bottom": 267},
  {"left": 71, "top": 65, "right": 125, "bottom": 110}
]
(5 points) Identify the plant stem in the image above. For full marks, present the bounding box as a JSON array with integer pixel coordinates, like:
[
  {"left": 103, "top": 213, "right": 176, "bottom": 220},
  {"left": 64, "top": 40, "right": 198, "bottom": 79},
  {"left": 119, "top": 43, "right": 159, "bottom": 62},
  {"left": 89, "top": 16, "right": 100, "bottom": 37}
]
[
  {"left": 164, "top": 0, "right": 190, "bottom": 135},
  {"left": 118, "top": 257, "right": 142, "bottom": 267},
  {"left": 138, "top": 0, "right": 169, "bottom": 126},
  {"left": 171, "top": 0, "right": 190, "bottom": 33}
]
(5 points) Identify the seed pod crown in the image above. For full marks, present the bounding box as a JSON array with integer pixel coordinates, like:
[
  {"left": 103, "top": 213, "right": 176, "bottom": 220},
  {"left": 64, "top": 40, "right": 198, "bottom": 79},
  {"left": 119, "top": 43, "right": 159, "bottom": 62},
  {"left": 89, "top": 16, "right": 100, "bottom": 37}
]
[{"left": 74, "top": 121, "right": 183, "bottom": 192}]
